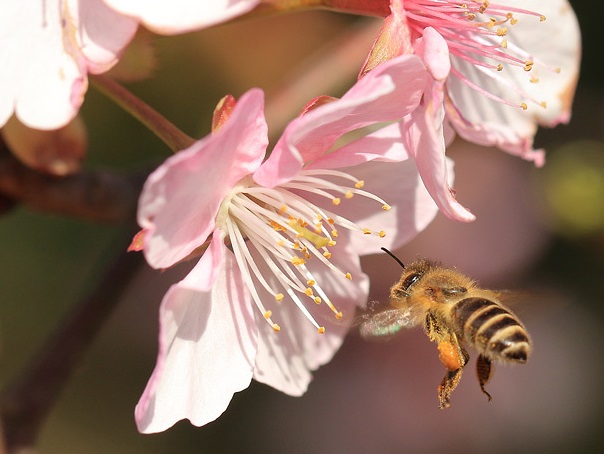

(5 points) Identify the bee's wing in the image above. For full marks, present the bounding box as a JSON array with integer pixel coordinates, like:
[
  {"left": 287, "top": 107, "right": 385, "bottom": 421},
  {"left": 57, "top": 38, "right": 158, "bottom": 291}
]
[{"left": 359, "top": 306, "right": 423, "bottom": 339}]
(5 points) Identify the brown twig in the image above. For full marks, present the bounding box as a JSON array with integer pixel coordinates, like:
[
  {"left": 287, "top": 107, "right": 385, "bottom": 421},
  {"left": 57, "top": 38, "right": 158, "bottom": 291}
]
[
  {"left": 0, "top": 150, "right": 146, "bottom": 223},
  {"left": 0, "top": 230, "right": 144, "bottom": 453}
]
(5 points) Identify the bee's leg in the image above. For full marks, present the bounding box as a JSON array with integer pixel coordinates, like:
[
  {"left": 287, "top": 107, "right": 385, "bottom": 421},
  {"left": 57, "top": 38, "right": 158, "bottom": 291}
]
[
  {"left": 425, "top": 314, "right": 469, "bottom": 409},
  {"left": 476, "top": 354, "right": 493, "bottom": 401},
  {"left": 435, "top": 335, "right": 467, "bottom": 409}
]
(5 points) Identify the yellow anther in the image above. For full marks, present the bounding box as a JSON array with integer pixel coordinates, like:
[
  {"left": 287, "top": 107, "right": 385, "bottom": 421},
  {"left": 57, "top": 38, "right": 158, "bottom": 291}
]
[
  {"left": 277, "top": 239, "right": 285, "bottom": 247},
  {"left": 327, "top": 240, "right": 336, "bottom": 247},
  {"left": 496, "top": 64, "right": 503, "bottom": 71},
  {"left": 520, "top": 103, "right": 528, "bottom": 110},
  {"left": 530, "top": 76, "right": 539, "bottom": 83},
  {"left": 345, "top": 273, "right": 352, "bottom": 280},
  {"left": 291, "top": 257, "right": 306, "bottom": 266},
  {"left": 510, "top": 17, "right": 518, "bottom": 25},
  {"left": 304, "top": 287, "right": 314, "bottom": 297},
  {"left": 264, "top": 310, "right": 272, "bottom": 319},
  {"left": 307, "top": 279, "right": 316, "bottom": 286},
  {"left": 289, "top": 223, "right": 329, "bottom": 249},
  {"left": 524, "top": 61, "right": 534, "bottom": 71},
  {"left": 272, "top": 323, "right": 281, "bottom": 332},
  {"left": 500, "top": 39, "right": 507, "bottom": 49},
  {"left": 382, "top": 204, "right": 391, "bottom": 211},
  {"left": 270, "top": 220, "right": 285, "bottom": 231},
  {"left": 332, "top": 198, "right": 341, "bottom": 206},
  {"left": 554, "top": 67, "right": 561, "bottom": 74},
  {"left": 467, "top": 13, "right": 476, "bottom": 20},
  {"left": 354, "top": 180, "right": 365, "bottom": 189},
  {"left": 379, "top": 231, "right": 386, "bottom": 238},
  {"left": 540, "top": 15, "right": 546, "bottom": 22},
  {"left": 487, "top": 18, "right": 496, "bottom": 29},
  {"left": 345, "top": 191, "right": 353, "bottom": 199},
  {"left": 323, "top": 251, "right": 332, "bottom": 259},
  {"left": 363, "top": 228, "right": 372, "bottom": 235},
  {"left": 331, "top": 230, "right": 338, "bottom": 238},
  {"left": 275, "top": 293, "right": 284, "bottom": 302},
  {"left": 327, "top": 218, "right": 335, "bottom": 225},
  {"left": 318, "top": 327, "right": 326, "bottom": 334},
  {"left": 314, "top": 297, "right": 322, "bottom": 304},
  {"left": 496, "top": 27, "right": 508, "bottom": 37},
  {"left": 293, "top": 241, "right": 301, "bottom": 250},
  {"left": 540, "top": 101, "right": 547, "bottom": 109},
  {"left": 335, "top": 311, "right": 343, "bottom": 319},
  {"left": 279, "top": 205, "right": 288, "bottom": 213}
]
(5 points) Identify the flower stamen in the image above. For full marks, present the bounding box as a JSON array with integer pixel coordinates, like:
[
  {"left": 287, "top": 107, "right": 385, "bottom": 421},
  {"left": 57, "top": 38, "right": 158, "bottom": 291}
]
[
  {"left": 217, "top": 169, "right": 389, "bottom": 332},
  {"left": 402, "top": 0, "right": 558, "bottom": 111}
]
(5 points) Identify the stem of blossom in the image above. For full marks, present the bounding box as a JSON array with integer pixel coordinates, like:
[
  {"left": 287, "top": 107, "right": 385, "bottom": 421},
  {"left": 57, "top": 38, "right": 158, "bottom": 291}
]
[
  {"left": 91, "top": 75, "right": 195, "bottom": 153},
  {"left": 0, "top": 231, "right": 144, "bottom": 453},
  {"left": 248, "top": 0, "right": 389, "bottom": 19}
]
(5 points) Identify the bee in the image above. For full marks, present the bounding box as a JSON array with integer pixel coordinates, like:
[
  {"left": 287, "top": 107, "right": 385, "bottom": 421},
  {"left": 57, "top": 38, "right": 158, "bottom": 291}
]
[{"left": 360, "top": 248, "right": 532, "bottom": 409}]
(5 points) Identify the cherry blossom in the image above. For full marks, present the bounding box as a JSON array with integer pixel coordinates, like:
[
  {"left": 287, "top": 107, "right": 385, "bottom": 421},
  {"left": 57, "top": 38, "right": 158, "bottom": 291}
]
[
  {"left": 361, "top": 0, "right": 581, "bottom": 221},
  {"left": 134, "top": 55, "right": 450, "bottom": 432},
  {"left": 0, "top": 0, "right": 138, "bottom": 130},
  {"left": 0, "top": 1, "right": 258, "bottom": 131}
]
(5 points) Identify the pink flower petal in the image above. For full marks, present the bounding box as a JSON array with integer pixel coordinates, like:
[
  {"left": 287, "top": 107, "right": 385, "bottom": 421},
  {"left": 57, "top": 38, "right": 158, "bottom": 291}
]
[
  {"left": 445, "top": 99, "right": 545, "bottom": 165},
  {"left": 254, "top": 54, "right": 429, "bottom": 188},
  {"left": 401, "top": 82, "right": 475, "bottom": 222},
  {"left": 414, "top": 27, "right": 450, "bottom": 82},
  {"left": 324, "top": 158, "right": 444, "bottom": 255},
  {"left": 252, "top": 241, "right": 368, "bottom": 395},
  {"left": 103, "top": 0, "right": 260, "bottom": 34},
  {"left": 0, "top": 0, "right": 136, "bottom": 130},
  {"left": 135, "top": 250, "right": 258, "bottom": 433},
  {"left": 138, "top": 88, "right": 268, "bottom": 269},
  {"left": 307, "top": 122, "right": 410, "bottom": 170},
  {"left": 179, "top": 232, "right": 225, "bottom": 292}
]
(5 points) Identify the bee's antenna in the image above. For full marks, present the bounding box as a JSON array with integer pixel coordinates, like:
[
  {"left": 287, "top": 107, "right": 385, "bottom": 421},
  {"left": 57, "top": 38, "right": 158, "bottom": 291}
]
[{"left": 381, "top": 247, "right": 405, "bottom": 269}]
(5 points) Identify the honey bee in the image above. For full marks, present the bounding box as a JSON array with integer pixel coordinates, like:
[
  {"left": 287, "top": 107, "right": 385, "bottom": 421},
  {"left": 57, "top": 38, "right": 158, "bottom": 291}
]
[{"left": 360, "top": 248, "right": 532, "bottom": 409}]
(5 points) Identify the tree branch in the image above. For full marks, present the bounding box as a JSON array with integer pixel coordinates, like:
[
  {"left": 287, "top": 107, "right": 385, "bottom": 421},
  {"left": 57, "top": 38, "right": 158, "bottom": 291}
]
[
  {"left": 0, "top": 150, "right": 145, "bottom": 223},
  {"left": 0, "top": 231, "right": 144, "bottom": 453}
]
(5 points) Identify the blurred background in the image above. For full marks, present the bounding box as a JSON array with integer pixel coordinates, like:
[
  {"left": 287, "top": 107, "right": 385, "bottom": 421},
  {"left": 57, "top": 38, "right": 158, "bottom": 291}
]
[{"left": 1, "top": 1, "right": 602, "bottom": 452}]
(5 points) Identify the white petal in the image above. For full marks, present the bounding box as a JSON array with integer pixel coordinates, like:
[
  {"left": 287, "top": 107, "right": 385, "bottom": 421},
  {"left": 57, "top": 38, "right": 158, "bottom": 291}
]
[
  {"left": 446, "top": 0, "right": 580, "bottom": 150},
  {"left": 103, "top": 0, "right": 259, "bottom": 34},
  {"left": 497, "top": 0, "right": 580, "bottom": 125},
  {"left": 135, "top": 251, "right": 258, "bottom": 433},
  {"left": 0, "top": 0, "right": 136, "bottom": 129},
  {"left": 79, "top": 0, "right": 138, "bottom": 74}
]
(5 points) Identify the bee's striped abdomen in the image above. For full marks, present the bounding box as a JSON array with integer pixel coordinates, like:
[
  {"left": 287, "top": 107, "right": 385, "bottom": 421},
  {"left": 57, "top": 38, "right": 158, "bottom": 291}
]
[{"left": 451, "top": 297, "right": 530, "bottom": 363}]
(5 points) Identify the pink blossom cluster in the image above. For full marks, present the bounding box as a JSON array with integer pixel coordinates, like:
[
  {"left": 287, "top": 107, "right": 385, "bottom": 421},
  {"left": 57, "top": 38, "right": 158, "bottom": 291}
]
[{"left": 0, "top": 0, "right": 580, "bottom": 433}]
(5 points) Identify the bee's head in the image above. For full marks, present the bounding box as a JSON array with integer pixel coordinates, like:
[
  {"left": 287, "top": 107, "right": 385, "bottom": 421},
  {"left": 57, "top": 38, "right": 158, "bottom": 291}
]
[{"left": 389, "top": 257, "right": 435, "bottom": 301}]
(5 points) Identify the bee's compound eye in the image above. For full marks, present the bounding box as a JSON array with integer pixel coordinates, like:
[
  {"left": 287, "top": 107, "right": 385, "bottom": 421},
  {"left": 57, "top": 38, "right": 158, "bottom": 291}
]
[{"left": 401, "top": 272, "right": 421, "bottom": 291}]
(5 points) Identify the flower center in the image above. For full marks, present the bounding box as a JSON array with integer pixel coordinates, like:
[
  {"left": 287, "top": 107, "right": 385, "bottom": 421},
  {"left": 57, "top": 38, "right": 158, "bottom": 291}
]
[
  {"left": 217, "top": 170, "right": 390, "bottom": 334},
  {"left": 404, "top": 0, "right": 556, "bottom": 110}
]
